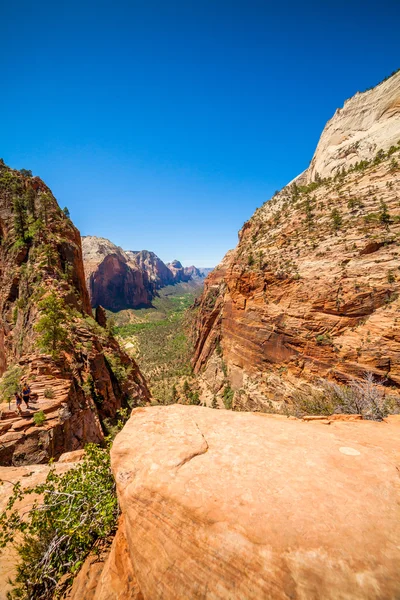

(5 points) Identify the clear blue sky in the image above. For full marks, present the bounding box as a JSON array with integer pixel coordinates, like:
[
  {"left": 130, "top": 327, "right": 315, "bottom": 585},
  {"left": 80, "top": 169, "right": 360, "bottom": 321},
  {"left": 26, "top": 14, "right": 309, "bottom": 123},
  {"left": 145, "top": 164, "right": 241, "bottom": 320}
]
[{"left": 2, "top": 1, "right": 399, "bottom": 267}]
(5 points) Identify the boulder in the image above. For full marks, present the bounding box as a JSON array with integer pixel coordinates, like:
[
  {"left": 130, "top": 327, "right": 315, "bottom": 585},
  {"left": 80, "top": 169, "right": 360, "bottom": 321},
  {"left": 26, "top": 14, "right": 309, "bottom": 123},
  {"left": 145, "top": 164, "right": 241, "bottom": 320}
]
[{"left": 107, "top": 405, "right": 400, "bottom": 600}]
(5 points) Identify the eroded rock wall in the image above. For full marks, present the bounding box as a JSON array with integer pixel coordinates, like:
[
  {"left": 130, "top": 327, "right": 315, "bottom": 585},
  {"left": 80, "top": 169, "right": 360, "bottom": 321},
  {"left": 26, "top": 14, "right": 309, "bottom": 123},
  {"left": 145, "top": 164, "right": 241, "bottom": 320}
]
[
  {"left": 0, "top": 166, "right": 150, "bottom": 465},
  {"left": 192, "top": 73, "right": 400, "bottom": 410},
  {"left": 74, "top": 405, "right": 400, "bottom": 599}
]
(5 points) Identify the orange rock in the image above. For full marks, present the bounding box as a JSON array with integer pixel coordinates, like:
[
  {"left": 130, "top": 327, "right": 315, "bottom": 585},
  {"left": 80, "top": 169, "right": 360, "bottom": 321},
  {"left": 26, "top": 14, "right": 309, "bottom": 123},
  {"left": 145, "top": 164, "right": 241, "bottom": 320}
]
[{"left": 109, "top": 405, "right": 400, "bottom": 600}]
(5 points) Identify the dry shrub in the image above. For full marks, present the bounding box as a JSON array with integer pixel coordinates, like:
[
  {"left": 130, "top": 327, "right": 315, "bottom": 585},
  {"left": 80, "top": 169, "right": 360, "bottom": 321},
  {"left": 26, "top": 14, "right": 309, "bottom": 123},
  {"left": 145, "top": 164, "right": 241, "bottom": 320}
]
[{"left": 290, "top": 372, "right": 400, "bottom": 421}]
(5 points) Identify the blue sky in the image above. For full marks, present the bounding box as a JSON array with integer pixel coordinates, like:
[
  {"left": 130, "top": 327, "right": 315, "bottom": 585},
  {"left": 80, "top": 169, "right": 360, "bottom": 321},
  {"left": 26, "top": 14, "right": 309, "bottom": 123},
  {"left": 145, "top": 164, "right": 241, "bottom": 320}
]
[{"left": 2, "top": 1, "right": 399, "bottom": 267}]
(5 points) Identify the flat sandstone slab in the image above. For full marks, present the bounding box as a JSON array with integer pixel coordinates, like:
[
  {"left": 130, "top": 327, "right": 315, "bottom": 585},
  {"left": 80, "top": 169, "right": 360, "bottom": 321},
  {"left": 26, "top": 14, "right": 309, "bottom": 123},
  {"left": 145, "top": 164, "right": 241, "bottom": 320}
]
[{"left": 112, "top": 405, "right": 400, "bottom": 600}]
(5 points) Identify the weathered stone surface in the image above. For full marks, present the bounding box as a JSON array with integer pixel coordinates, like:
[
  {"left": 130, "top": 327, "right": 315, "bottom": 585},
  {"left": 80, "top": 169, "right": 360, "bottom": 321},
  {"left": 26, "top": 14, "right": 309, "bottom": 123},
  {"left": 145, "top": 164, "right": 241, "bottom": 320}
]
[
  {"left": 65, "top": 517, "right": 141, "bottom": 600},
  {"left": 308, "top": 71, "right": 400, "bottom": 182},
  {"left": 192, "top": 74, "right": 400, "bottom": 410},
  {"left": 108, "top": 405, "right": 400, "bottom": 600},
  {"left": 82, "top": 237, "right": 207, "bottom": 311},
  {"left": 0, "top": 166, "right": 150, "bottom": 465}
]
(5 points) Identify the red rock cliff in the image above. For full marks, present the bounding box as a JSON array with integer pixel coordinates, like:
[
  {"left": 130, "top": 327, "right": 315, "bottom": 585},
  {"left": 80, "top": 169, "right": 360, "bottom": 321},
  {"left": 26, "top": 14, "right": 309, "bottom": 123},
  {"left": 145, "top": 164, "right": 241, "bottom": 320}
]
[
  {"left": 192, "top": 72, "right": 400, "bottom": 410},
  {"left": 0, "top": 165, "right": 150, "bottom": 465}
]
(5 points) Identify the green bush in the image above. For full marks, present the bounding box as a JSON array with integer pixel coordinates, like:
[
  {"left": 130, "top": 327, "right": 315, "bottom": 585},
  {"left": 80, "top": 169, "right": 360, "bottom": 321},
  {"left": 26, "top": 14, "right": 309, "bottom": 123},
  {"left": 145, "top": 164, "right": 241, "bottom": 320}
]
[
  {"left": 44, "top": 387, "right": 54, "bottom": 399},
  {"left": 33, "top": 410, "right": 46, "bottom": 426},
  {"left": 222, "top": 385, "right": 234, "bottom": 410},
  {"left": 0, "top": 444, "right": 118, "bottom": 599},
  {"left": 0, "top": 365, "right": 22, "bottom": 402}
]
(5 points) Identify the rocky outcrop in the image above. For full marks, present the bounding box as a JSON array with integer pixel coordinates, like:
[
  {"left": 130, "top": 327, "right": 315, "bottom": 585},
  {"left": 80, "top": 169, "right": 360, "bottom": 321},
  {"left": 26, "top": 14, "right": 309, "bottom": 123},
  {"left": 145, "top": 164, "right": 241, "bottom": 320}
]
[
  {"left": 127, "top": 249, "right": 175, "bottom": 290},
  {"left": 183, "top": 265, "right": 213, "bottom": 280},
  {"left": 74, "top": 405, "right": 400, "bottom": 599},
  {"left": 308, "top": 71, "right": 400, "bottom": 182},
  {"left": 82, "top": 237, "right": 152, "bottom": 310},
  {"left": 166, "top": 259, "right": 191, "bottom": 283},
  {"left": 0, "top": 165, "right": 150, "bottom": 465},
  {"left": 192, "top": 73, "right": 400, "bottom": 410},
  {"left": 82, "top": 236, "right": 211, "bottom": 311}
]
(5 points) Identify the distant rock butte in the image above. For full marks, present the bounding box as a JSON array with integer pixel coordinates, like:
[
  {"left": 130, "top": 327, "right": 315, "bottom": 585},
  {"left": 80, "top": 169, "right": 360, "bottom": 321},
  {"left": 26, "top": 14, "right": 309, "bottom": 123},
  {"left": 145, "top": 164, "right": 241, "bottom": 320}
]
[
  {"left": 82, "top": 236, "right": 213, "bottom": 311},
  {"left": 192, "top": 71, "right": 400, "bottom": 410},
  {"left": 69, "top": 405, "right": 400, "bottom": 599}
]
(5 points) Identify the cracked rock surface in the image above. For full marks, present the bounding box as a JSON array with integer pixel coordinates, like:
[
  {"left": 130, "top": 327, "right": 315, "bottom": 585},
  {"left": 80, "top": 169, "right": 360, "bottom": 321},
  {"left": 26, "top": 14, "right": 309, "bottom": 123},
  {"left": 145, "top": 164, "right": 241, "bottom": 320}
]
[{"left": 102, "top": 405, "right": 400, "bottom": 600}]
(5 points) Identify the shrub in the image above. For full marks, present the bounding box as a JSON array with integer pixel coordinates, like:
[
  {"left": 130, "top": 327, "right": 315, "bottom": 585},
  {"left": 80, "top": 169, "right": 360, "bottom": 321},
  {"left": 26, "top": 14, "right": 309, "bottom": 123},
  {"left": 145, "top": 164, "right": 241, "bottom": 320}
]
[
  {"left": 44, "top": 387, "right": 54, "bottom": 399},
  {"left": 0, "top": 444, "right": 118, "bottom": 599},
  {"left": 33, "top": 410, "right": 46, "bottom": 426},
  {"left": 222, "top": 385, "right": 234, "bottom": 410},
  {"left": 105, "top": 353, "right": 132, "bottom": 385},
  {"left": 379, "top": 200, "right": 390, "bottom": 229},
  {"left": 0, "top": 365, "right": 22, "bottom": 402},
  {"left": 315, "top": 333, "right": 333, "bottom": 346},
  {"left": 331, "top": 208, "right": 342, "bottom": 231},
  {"left": 20, "top": 169, "right": 33, "bottom": 178},
  {"left": 291, "top": 373, "right": 395, "bottom": 421}
]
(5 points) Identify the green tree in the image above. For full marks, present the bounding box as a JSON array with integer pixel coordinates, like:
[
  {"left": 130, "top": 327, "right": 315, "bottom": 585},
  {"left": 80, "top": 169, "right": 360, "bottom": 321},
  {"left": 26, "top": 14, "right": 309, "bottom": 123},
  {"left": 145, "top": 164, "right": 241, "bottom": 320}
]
[
  {"left": 0, "top": 365, "right": 22, "bottom": 402},
  {"left": 35, "top": 293, "right": 70, "bottom": 356},
  {"left": 331, "top": 208, "right": 342, "bottom": 231},
  {"left": 183, "top": 379, "right": 190, "bottom": 398},
  {"left": 379, "top": 200, "right": 390, "bottom": 229},
  {"left": 13, "top": 195, "right": 28, "bottom": 242},
  {"left": 63, "top": 206, "right": 70, "bottom": 219},
  {"left": 20, "top": 169, "right": 33, "bottom": 178},
  {"left": 39, "top": 193, "right": 53, "bottom": 226},
  {"left": 25, "top": 187, "right": 36, "bottom": 218},
  {"left": 304, "top": 198, "right": 314, "bottom": 230}
]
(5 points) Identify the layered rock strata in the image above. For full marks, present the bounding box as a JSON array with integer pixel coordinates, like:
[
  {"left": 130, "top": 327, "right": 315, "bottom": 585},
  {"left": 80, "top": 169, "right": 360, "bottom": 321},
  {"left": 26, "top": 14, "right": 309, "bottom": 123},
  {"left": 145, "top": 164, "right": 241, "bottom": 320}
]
[
  {"left": 192, "top": 72, "right": 400, "bottom": 410},
  {"left": 70, "top": 405, "right": 400, "bottom": 599},
  {"left": 82, "top": 236, "right": 210, "bottom": 311},
  {"left": 0, "top": 165, "right": 149, "bottom": 465}
]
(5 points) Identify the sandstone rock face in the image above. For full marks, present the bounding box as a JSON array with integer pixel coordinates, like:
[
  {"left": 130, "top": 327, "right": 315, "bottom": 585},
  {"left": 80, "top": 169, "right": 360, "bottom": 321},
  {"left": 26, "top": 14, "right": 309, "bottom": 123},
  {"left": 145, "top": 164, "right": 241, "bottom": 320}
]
[
  {"left": 192, "top": 73, "right": 400, "bottom": 410},
  {"left": 308, "top": 71, "right": 400, "bottom": 182},
  {"left": 0, "top": 166, "right": 150, "bottom": 465},
  {"left": 166, "top": 259, "right": 191, "bottom": 283},
  {"left": 82, "top": 237, "right": 152, "bottom": 310},
  {"left": 65, "top": 517, "right": 142, "bottom": 600},
  {"left": 82, "top": 237, "right": 208, "bottom": 311},
  {"left": 101, "top": 405, "right": 400, "bottom": 600},
  {"left": 127, "top": 249, "right": 175, "bottom": 290}
]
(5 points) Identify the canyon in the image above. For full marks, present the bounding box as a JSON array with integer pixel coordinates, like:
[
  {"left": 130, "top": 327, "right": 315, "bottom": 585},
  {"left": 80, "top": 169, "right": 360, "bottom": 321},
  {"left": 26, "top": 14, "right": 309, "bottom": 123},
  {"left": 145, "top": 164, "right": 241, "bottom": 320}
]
[
  {"left": 192, "top": 71, "right": 400, "bottom": 411},
  {"left": 1, "top": 70, "right": 400, "bottom": 600},
  {"left": 82, "top": 235, "right": 211, "bottom": 311},
  {"left": 0, "top": 167, "right": 150, "bottom": 466}
]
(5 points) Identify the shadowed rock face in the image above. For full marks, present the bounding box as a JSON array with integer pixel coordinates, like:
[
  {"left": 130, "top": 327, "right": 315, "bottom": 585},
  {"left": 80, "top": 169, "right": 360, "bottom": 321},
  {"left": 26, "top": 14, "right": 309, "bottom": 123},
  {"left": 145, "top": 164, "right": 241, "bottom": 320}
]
[
  {"left": 0, "top": 166, "right": 150, "bottom": 466},
  {"left": 82, "top": 237, "right": 211, "bottom": 310},
  {"left": 192, "top": 72, "right": 400, "bottom": 410},
  {"left": 71, "top": 405, "right": 400, "bottom": 599}
]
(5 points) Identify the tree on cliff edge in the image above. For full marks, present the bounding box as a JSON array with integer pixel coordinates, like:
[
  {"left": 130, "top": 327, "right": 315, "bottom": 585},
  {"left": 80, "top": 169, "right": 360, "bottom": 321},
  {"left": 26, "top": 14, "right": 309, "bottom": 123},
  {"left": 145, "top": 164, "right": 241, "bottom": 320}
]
[{"left": 35, "top": 292, "right": 71, "bottom": 356}]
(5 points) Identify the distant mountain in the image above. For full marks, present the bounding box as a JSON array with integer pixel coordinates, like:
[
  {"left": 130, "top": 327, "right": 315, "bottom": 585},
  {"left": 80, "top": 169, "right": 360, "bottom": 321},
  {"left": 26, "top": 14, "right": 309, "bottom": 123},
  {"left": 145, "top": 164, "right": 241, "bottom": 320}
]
[{"left": 82, "top": 236, "right": 213, "bottom": 311}]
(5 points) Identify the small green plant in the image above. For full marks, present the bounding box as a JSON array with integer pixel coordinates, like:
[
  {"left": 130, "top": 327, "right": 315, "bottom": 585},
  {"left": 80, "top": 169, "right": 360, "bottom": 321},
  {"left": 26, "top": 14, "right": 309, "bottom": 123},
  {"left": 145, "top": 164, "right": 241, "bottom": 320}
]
[
  {"left": 222, "top": 385, "right": 234, "bottom": 410},
  {"left": 43, "top": 387, "right": 55, "bottom": 399},
  {"left": 315, "top": 333, "right": 333, "bottom": 346},
  {"left": 379, "top": 200, "right": 391, "bottom": 229},
  {"left": 33, "top": 410, "right": 46, "bottom": 426},
  {"left": 331, "top": 208, "right": 342, "bottom": 231},
  {"left": 0, "top": 444, "right": 118, "bottom": 599},
  {"left": 247, "top": 253, "right": 255, "bottom": 266},
  {"left": 388, "top": 270, "right": 395, "bottom": 284}
]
